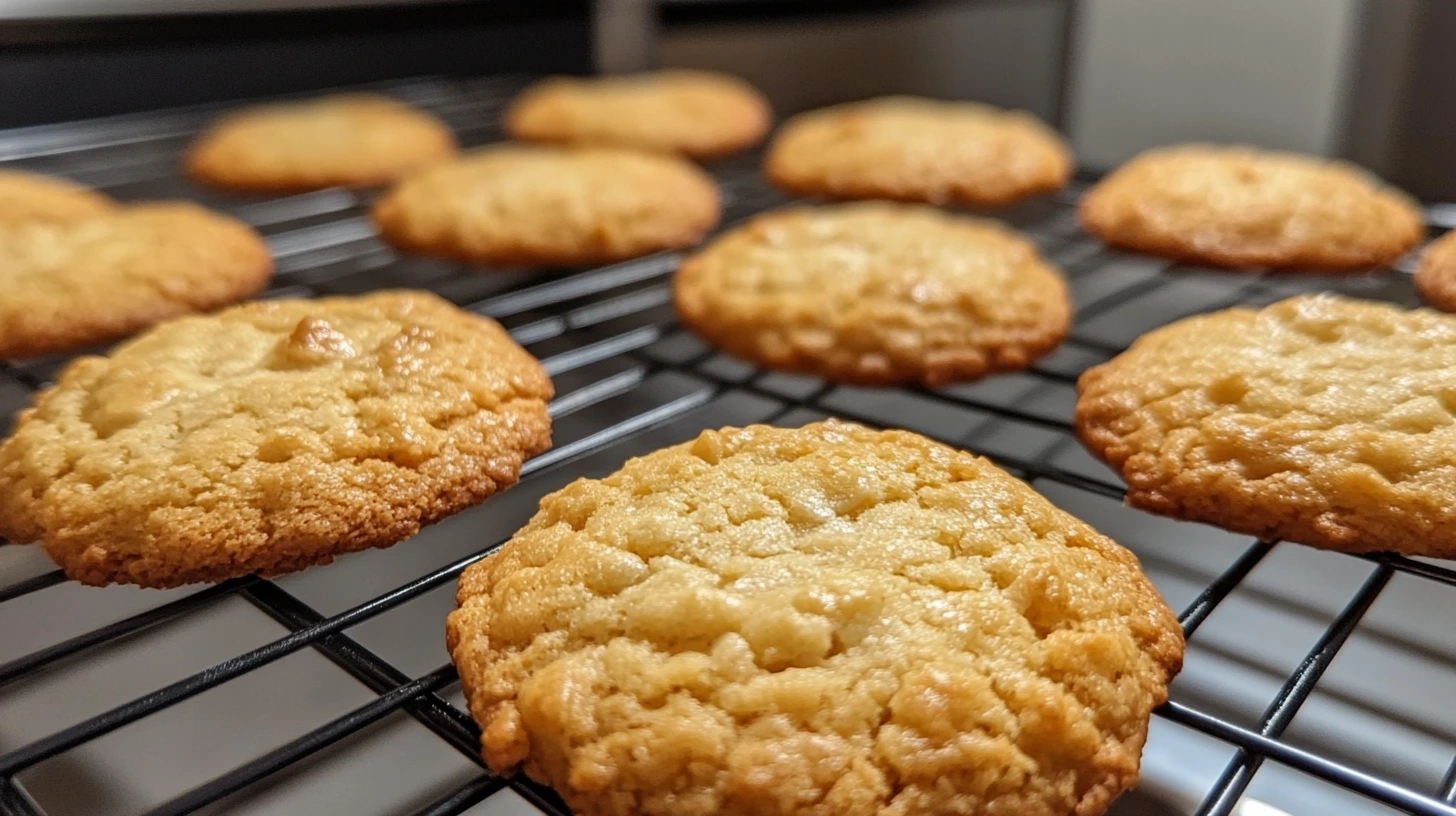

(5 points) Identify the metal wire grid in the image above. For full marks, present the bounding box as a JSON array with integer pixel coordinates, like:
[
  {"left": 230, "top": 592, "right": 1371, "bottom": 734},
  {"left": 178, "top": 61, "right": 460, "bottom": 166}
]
[{"left": 0, "top": 76, "right": 1452, "bottom": 816}]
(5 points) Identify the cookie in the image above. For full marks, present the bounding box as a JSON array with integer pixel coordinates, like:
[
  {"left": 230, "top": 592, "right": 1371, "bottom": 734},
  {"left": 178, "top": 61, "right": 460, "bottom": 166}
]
[
  {"left": 373, "top": 145, "right": 720, "bottom": 268},
  {"left": 1414, "top": 230, "right": 1456, "bottom": 312},
  {"left": 0, "top": 291, "right": 553, "bottom": 588},
  {"left": 764, "top": 96, "right": 1072, "bottom": 207},
  {"left": 1079, "top": 144, "right": 1424, "bottom": 271},
  {"left": 185, "top": 93, "right": 457, "bottom": 193},
  {"left": 506, "top": 70, "right": 771, "bottom": 159},
  {"left": 448, "top": 419, "right": 1183, "bottom": 816},
  {"left": 0, "top": 170, "right": 115, "bottom": 225},
  {"left": 1077, "top": 294, "right": 1456, "bottom": 556},
  {"left": 0, "top": 203, "right": 273, "bottom": 360},
  {"left": 674, "top": 203, "right": 1071, "bottom": 386}
]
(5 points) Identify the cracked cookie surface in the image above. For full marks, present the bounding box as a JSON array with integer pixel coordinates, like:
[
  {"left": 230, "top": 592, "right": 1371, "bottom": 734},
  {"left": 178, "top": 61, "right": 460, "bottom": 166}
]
[
  {"left": 674, "top": 203, "right": 1071, "bottom": 386},
  {"left": 506, "top": 70, "right": 771, "bottom": 159},
  {"left": 1077, "top": 294, "right": 1456, "bottom": 555},
  {"left": 0, "top": 290, "right": 553, "bottom": 587},
  {"left": 0, "top": 202, "right": 273, "bottom": 359},
  {"left": 185, "top": 93, "right": 457, "bottom": 193},
  {"left": 372, "top": 144, "right": 720, "bottom": 268},
  {"left": 764, "top": 96, "right": 1071, "bottom": 207},
  {"left": 1079, "top": 144, "right": 1424, "bottom": 270},
  {"left": 448, "top": 419, "right": 1182, "bottom": 816},
  {"left": 0, "top": 170, "right": 115, "bottom": 225}
]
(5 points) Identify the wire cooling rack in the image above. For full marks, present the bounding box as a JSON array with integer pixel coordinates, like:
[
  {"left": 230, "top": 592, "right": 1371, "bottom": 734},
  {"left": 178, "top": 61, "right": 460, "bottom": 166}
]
[{"left": 1, "top": 76, "right": 1455, "bottom": 816}]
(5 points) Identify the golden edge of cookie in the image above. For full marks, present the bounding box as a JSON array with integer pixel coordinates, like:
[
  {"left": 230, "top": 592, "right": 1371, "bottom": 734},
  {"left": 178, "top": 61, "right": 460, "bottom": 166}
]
[
  {"left": 761, "top": 105, "right": 1073, "bottom": 208},
  {"left": 675, "top": 286, "right": 1071, "bottom": 387},
  {"left": 445, "top": 419, "right": 1184, "bottom": 815},
  {"left": 183, "top": 105, "right": 459, "bottom": 194},
  {"left": 1414, "top": 231, "right": 1456, "bottom": 312},
  {"left": 183, "top": 138, "right": 460, "bottom": 195},
  {"left": 672, "top": 212, "right": 1072, "bottom": 387},
  {"left": 1072, "top": 309, "right": 1298, "bottom": 545},
  {"left": 1075, "top": 399, "right": 1376, "bottom": 554},
  {"left": 505, "top": 101, "right": 772, "bottom": 162},
  {"left": 0, "top": 296, "right": 555, "bottom": 588},
  {"left": 1076, "top": 152, "right": 1426, "bottom": 272},
  {"left": 0, "top": 171, "right": 118, "bottom": 224},
  {"left": 0, "top": 205, "right": 276, "bottom": 361},
  {"left": 1078, "top": 197, "right": 1423, "bottom": 272},
  {"left": 372, "top": 204, "right": 720, "bottom": 268},
  {"left": 43, "top": 406, "right": 550, "bottom": 588},
  {"left": 370, "top": 159, "right": 722, "bottom": 269},
  {"left": 0, "top": 275, "right": 275, "bottom": 362},
  {"left": 504, "top": 74, "right": 773, "bottom": 160},
  {"left": 505, "top": 126, "right": 769, "bottom": 163},
  {"left": 764, "top": 156, "right": 1073, "bottom": 209},
  {"left": 1072, "top": 303, "right": 1449, "bottom": 555},
  {"left": 184, "top": 161, "right": 388, "bottom": 195}
]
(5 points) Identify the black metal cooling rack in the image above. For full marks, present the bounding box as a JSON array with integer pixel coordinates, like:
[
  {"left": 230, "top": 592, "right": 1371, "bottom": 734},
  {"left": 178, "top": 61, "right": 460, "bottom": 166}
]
[{"left": 1, "top": 76, "right": 1455, "bottom": 816}]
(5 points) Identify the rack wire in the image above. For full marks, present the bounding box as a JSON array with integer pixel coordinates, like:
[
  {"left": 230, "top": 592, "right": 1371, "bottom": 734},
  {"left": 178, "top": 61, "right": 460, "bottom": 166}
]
[{"left": 0, "top": 76, "right": 1454, "bottom": 816}]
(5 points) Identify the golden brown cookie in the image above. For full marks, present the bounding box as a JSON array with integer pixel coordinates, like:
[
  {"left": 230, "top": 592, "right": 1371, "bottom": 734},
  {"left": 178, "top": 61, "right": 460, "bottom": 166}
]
[
  {"left": 0, "top": 170, "right": 115, "bottom": 225},
  {"left": 1414, "top": 231, "right": 1456, "bottom": 312},
  {"left": 448, "top": 419, "right": 1183, "bottom": 816},
  {"left": 0, "top": 203, "right": 273, "bottom": 360},
  {"left": 0, "top": 290, "right": 553, "bottom": 588},
  {"left": 1079, "top": 144, "right": 1424, "bottom": 271},
  {"left": 764, "top": 96, "right": 1072, "bottom": 207},
  {"left": 506, "top": 70, "right": 771, "bottom": 159},
  {"left": 373, "top": 145, "right": 720, "bottom": 268},
  {"left": 674, "top": 203, "right": 1071, "bottom": 386},
  {"left": 185, "top": 93, "right": 457, "bottom": 193},
  {"left": 1077, "top": 294, "right": 1456, "bottom": 556}
]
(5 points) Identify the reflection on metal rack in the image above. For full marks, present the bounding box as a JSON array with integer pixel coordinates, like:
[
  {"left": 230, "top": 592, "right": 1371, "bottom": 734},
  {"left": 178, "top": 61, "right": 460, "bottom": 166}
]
[{"left": 0, "top": 76, "right": 1454, "bottom": 816}]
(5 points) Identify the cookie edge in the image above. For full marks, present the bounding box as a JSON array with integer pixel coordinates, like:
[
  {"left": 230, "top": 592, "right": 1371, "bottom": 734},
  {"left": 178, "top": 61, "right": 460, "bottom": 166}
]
[
  {"left": 0, "top": 204, "right": 275, "bottom": 360},
  {"left": 504, "top": 73, "right": 773, "bottom": 160},
  {"left": 673, "top": 208, "right": 1073, "bottom": 387},
  {"left": 1073, "top": 299, "right": 1456, "bottom": 557},
  {"left": 446, "top": 419, "right": 1185, "bottom": 816},
  {"left": 1077, "top": 148, "right": 1426, "bottom": 271},
  {"left": 1414, "top": 231, "right": 1456, "bottom": 312},
  {"left": 762, "top": 100, "right": 1073, "bottom": 207},
  {"left": 184, "top": 97, "right": 459, "bottom": 194},
  {"left": 371, "top": 150, "right": 722, "bottom": 268},
  {"left": 0, "top": 292, "right": 555, "bottom": 587}
]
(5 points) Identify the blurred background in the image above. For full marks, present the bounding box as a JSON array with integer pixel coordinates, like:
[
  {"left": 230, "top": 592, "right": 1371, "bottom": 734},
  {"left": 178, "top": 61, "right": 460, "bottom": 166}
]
[{"left": 2, "top": 0, "right": 1453, "bottom": 197}]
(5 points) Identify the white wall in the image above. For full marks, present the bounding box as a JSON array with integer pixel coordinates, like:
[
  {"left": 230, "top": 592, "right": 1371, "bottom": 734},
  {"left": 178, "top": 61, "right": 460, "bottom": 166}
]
[{"left": 1065, "top": 0, "right": 1362, "bottom": 169}]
